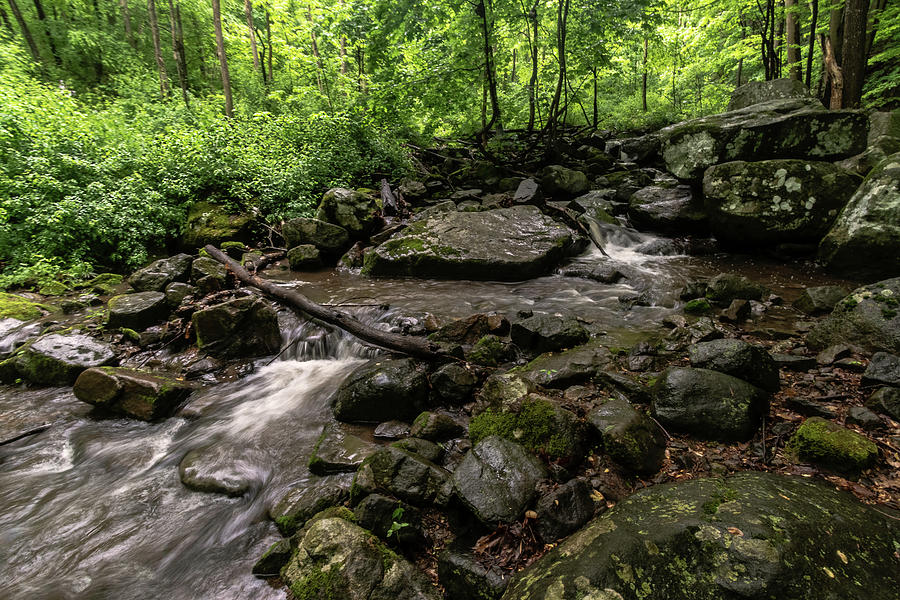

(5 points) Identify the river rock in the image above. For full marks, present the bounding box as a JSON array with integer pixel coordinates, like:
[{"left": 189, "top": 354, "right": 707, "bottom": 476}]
[
  {"left": 286, "top": 245, "right": 322, "bottom": 270},
  {"left": 410, "top": 411, "right": 463, "bottom": 442},
  {"left": 353, "top": 445, "right": 452, "bottom": 507},
  {"left": 517, "top": 341, "right": 613, "bottom": 388},
  {"left": 652, "top": 367, "right": 769, "bottom": 442},
  {"left": 502, "top": 472, "right": 900, "bottom": 600},
  {"left": 539, "top": 165, "right": 589, "bottom": 198},
  {"left": 128, "top": 254, "right": 193, "bottom": 292},
  {"left": 789, "top": 417, "right": 878, "bottom": 473},
  {"left": 867, "top": 387, "right": 900, "bottom": 421},
  {"left": 181, "top": 201, "right": 255, "bottom": 249},
  {"left": 315, "top": 187, "right": 380, "bottom": 238},
  {"left": 178, "top": 445, "right": 253, "bottom": 497},
  {"left": 281, "top": 516, "right": 440, "bottom": 600},
  {"left": 453, "top": 436, "right": 546, "bottom": 524},
  {"left": 430, "top": 363, "right": 480, "bottom": 404},
  {"left": 513, "top": 178, "right": 543, "bottom": 205},
  {"left": 190, "top": 256, "right": 227, "bottom": 285},
  {"left": 0, "top": 292, "right": 46, "bottom": 322},
  {"left": 533, "top": 478, "right": 596, "bottom": 544},
  {"left": 73, "top": 367, "right": 193, "bottom": 420},
  {"left": 438, "top": 549, "right": 508, "bottom": 600},
  {"left": 392, "top": 437, "right": 444, "bottom": 463},
  {"left": 705, "top": 273, "right": 769, "bottom": 305},
  {"left": 362, "top": 206, "right": 581, "bottom": 280},
  {"left": 510, "top": 313, "right": 590, "bottom": 356},
  {"left": 282, "top": 216, "right": 351, "bottom": 255},
  {"left": 332, "top": 358, "right": 429, "bottom": 423},
  {"left": 703, "top": 160, "right": 859, "bottom": 247},
  {"left": 308, "top": 423, "right": 379, "bottom": 475},
  {"left": 806, "top": 278, "right": 900, "bottom": 353},
  {"left": 164, "top": 282, "right": 197, "bottom": 306},
  {"left": 252, "top": 539, "right": 293, "bottom": 577},
  {"left": 191, "top": 296, "right": 281, "bottom": 358},
  {"left": 792, "top": 285, "right": 849, "bottom": 315},
  {"left": 269, "top": 480, "right": 351, "bottom": 536},
  {"left": 476, "top": 372, "right": 532, "bottom": 408},
  {"left": 862, "top": 352, "right": 900, "bottom": 386},
  {"left": 628, "top": 185, "right": 707, "bottom": 233},
  {"left": 106, "top": 291, "right": 169, "bottom": 331},
  {"left": 15, "top": 333, "right": 116, "bottom": 385},
  {"left": 688, "top": 338, "right": 780, "bottom": 393},
  {"left": 659, "top": 98, "right": 868, "bottom": 180},
  {"left": 819, "top": 153, "right": 900, "bottom": 280},
  {"left": 727, "top": 78, "right": 811, "bottom": 111},
  {"left": 428, "top": 312, "right": 509, "bottom": 345},
  {"left": 353, "top": 493, "right": 424, "bottom": 548},
  {"left": 587, "top": 398, "right": 667, "bottom": 475},
  {"left": 0, "top": 318, "right": 41, "bottom": 360}
]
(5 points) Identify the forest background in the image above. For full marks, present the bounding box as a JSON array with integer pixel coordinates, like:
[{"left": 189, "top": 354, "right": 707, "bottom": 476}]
[{"left": 0, "top": 0, "right": 896, "bottom": 290}]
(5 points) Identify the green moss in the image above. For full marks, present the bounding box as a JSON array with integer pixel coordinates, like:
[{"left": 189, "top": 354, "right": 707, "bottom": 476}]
[
  {"left": 290, "top": 565, "right": 344, "bottom": 600},
  {"left": 788, "top": 417, "right": 878, "bottom": 472},
  {"left": 684, "top": 298, "right": 712, "bottom": 315},
  {"left": 84, "top": 273, "right": 123, "bottom": 295},
  {"left": 38, "top": 281, "right": 69, "bottom": 296},
  {"left": 466, "top": 334, "right": 507, "bottom": 366},
  {"left": 0, "top": 293, "right": 45, "bottom": 321},
  {"left": 120, "top": 328, "right": 141, "bottom": 343},
  {"left": 220, "top": 241, "right": 247, "bottom": 251},
  {"left": 469, "top": 398, "right": 577, "bottom": 459}
]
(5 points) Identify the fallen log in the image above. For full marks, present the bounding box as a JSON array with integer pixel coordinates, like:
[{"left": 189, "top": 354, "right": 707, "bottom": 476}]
[{"left": 203, "top": 245, "right": 449, "bottom": 361}]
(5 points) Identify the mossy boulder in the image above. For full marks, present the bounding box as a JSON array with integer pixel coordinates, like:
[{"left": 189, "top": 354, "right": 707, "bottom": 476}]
[
  {"left": 789, "top": 417, "right": 878, "bottom": 473},
  {"left": 362, "top": 206, "right": 582, "bottom": 280},
  {"left": 287, "top": 245, "right": 322, "bottom": 270},
  {"left": 409, "top": 411, "right": 463, "bottom": 442},
  {"left": 127, "top": 254, "right": 193, "bottom": 292},
  {"left": 539, "top": 165, "right": 590, "bottom": 199},
  {"left": 269, "top": 481, "right": 351, "bottom": 536},
  {"left": 352, "top": 445, "right": 452, "bottom": 507},
  {"left": 588, "top": 398, "right": 667, "bottom": 475},
  {"left": 83, "top": 273, "right": 124, "bottom": 295},
  {"left": 332, "top": 358, "right": 429, "bottom": 423},
  {"left": 684, "top": 298, "right": 712, "bottom": 315},
  {"left": 688, "top": 339, "right": 780, "bottom": 393},
  {"left": 107, "top": 291, "right": 169, "bottom": 331},
  {"left": 282, "top": 217, "right": 351, "bottom": 256},
  {"left": 806, "top": 278, "right": 900, "bottom": 353},
  {"left": 510, "top": 313, "right": 590, "bottom": 356},
  {"left": 73, "top": 366, "right": 193, "bottom": 420},
  {"left": 705, "top": 273, "right": 769, "bottom": 305},
  {"left": 503, "top": 472, "right": 900, "bottom": 600},
  {"left": 465, "top": 334, "right": 513, "bottom": 367},
  {"left": 15, "top": 333, "right": 116, "bottom": 386},
  {"left": 315, "top": 187, "right": 380, "bottom": 238},
  {"left": 0, "top": 293, "right": 46, "bottom": 321},
  {"left": 516, "top": 341, "right": 613, "bottom": 388},
  {"left": 281, "top": 516, "right": 440, "bottom": 600},
  {"left": 819, "top": 152, "right": 900, "bottom": 281},
  {"left": 703, "top": 160, "right": 860, "bottom": 247},
  {"left": 182, "top": 201, "right": 255, "bottom": 250},
  {"left": 191, "top": 296, "right": 281, "bottom": 358}
]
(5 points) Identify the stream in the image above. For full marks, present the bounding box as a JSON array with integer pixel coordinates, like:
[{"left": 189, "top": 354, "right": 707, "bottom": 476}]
[{"left": 0, "top": 229, "right": 854, "bottom": 600}]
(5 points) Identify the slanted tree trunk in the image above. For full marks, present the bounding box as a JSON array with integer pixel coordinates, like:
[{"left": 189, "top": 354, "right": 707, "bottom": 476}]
[
  {"left": 307, "top": 5, "right": 324, "bottom": 94},
  {"left": 477, "top": 0, "right": 502, "bottom": 132},
  {"left": 244, "top": 0, "right": 261, "bottom": 75},
  {"left": 119, "top": 0, "right": 134, "bottom": 47},
  {"left": 147, "top": 0, "right": 170, "bottom": 99},
  {"left": 0, "top": 5, "right": 15, "bottom": 34},
  {"left": 822, "top": 33, "right": 843, "bottom": 108},
  {"left": 806, "top": 0, "right": 818, "bottom": 88},
  {"left": 785, "top": 0, "right": 802, "bottom": 81},
  {"left": 526, "top": 0, "right": 538, "bottom": 131},
  {"left": 546, "top": 0, "right": 570, "bottom": 135},
  {"left": 212, "top": 0, "right": 233, "bottom": 117},
  {"left": 841, "top": 0, "right": 869, "bottom": 108},
  {"left": 175, "top": 4, "right": 188, "bottom": 88},
  {"left": 6, "top": 0, "right": 41, "bottom": 62},
  {"left": 168, "top": 0, "right": 189, "bottom": 107}
]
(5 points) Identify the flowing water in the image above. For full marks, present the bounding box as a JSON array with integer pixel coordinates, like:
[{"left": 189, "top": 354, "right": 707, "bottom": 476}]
[{"left": 0, "top": 231, "right": 854, "bottom": 600}]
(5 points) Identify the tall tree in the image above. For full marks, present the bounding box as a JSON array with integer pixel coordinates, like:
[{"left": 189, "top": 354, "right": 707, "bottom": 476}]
[
  {"left": 805, "top": 0, "right": 818, "bottom": 88},
  {"left": 785, "top": 0, "right": 802, "bottom": 80},
  {"left": 6, "top": 0, "right": 41, "bottom": 62},
  {"left": 525, "top": 0, "right": 539, "bottom": 131},
  {"left": 168, "top": 0, "right": 189, "bottom": 107},
  {"left": 119, "top": 0, "right": 135, "bottom": 47},
  {"left": 841, "top": 0, "right": 869, "bottom": 107},
  {"left": 212, "top": 0, "right": 234, "bottom": 116},
  {"left": 0, "top": 5, "right": 14, "bottom": 34},
  {"left": 147, "top": 0, "right": 170, "bottom": 99},
  {"left": 244, "top": 0, "right": 261, "bottom": 75},
  {"left": 476, "top": 0, "right": 502, "bottom": 131},
  {"left": 31, "top": 0, "right": 59, "bottom": 65},
  {"left": 266, "top": 9, "right": 273, "bottom": 82}
]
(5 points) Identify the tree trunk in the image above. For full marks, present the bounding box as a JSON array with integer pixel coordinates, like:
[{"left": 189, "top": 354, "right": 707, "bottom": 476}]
[
  {"left": 477, "top": 0, "right": 502, "bottom": 132},
  {"left": 642, "top": 36, "right": 648, "bottom": 111},
  {"left": 785, "top": 0, "right": 802, "bottom": 80},
  {"left": 526, "top": 0, "right": 538, "bottom": 131},
  {"left": 31, "top": 0, "right": 59, "bottom": 65},
  {"left": 806, "top": 0, "right": 818, "bottom": 88},
  {"left": 0, "top": 5, "right": 15, "bottom": 34},
  {"left": 866, "top": 0, "right": 887, "bottom": 58},
  {"left": 822, "top": 34, "right": 843, "bottom": 109},
  {"left": 266, "top": 10, "right": 273, "bottom": 82},
  {"left": 147, "top": 0, "right": 170, "bottom": 99},
  {"left": 175, "top": 4, "right": 188, "bottom": 87},
  {"left": 307, "top": 5, "right": 324, "bottom": 94},
  {"left": 212, "top": 0, "right": 233, "bottom": 117},
  {"left": 244, "top": 0, "right": 261, "bottom": 75},
  {"left": 203, "top": 246, "right": 448, "bottom": 361},
  {"left": 592, "top": 66, "right": 598, "bottom": 127},
  {"left": 841, "top": 0, "right": 869, "bottom": 108},
  {"left": 119, "top": 0, "right": 134, "bottom": 47},
  {"left": 168, "top": 0, "right": 189, "bottom": 107},
  {"left": 774, "top": 0, "right": 784, "bottom": 79},
  {"left": 547, "top": 0, "right": 569, "bottom": 135},
  {"left": 6, "top": 0, "right": 41, "bottom": 62}
]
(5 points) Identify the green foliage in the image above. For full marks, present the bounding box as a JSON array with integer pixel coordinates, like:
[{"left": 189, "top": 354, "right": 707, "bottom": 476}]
[
  {"left": 385, "top": 507, "right": 409, "bottom": 539},
  {"left": 469, "top": 398, "right": 577, "bottom": 459}
]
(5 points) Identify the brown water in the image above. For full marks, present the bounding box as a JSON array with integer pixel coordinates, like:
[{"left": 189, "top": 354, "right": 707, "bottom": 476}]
[{"left": 0, "top": 229, "right": 856, "bottom": 600}]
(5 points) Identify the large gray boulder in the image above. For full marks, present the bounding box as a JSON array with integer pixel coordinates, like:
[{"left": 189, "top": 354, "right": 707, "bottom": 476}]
[
  {"left": 539, "top": 165, "right": 589, "bottom": 198},
  {"left": 659, "top": 98, "right": 868, "bottom": 180},
  {"left": 807, "top": 278, "right": 900, "bottom": 353},
  {"left": 74, "top": 367, "right": 193, "bottom": 420},
  {"left": 727, "top": 78, "right": 812, "bottom": 111},
  {"left": 315, "top": 187, "right": 380, "bottom": 238},
  {"left": 503, "top": 472, "right": 900, "bottom": 600},
  {"left": 282, "top": 217, "right": 350, "bottom": 256},
  {"left": 587, "top": 398, "right": 666, "bottom": 475},
  {"left": 688, "top": 339, "right": 780, "bottom": 393},
  {"left": 191, "top": 296, "right": 281, "bottom": 358},
  {"left": 628, "top": 185, "right": 707, "bottom": 233},
  {"left": 128, "top": 254, "right": 193, "bottom": 292},
  {"left": 15, "top": 333, "right": 116, "bottom": 385},
  {"left": 510, "top": 314, "right": 590, "bottom": 356},
  {"left": 107, "top": 291, "right": 169, "bottom": 331},
  {"left": 703, "top": 160, "right": 860, "bottom": 246},
  {"left": 819, "top": 153, "right": 900, "bottom": 280},
  {"left": 362, "top": 206, "right": 581, "bottom": 280},
  {"left": 282, "top": 517, "right": 440, "bottom": 600},
  {"left": 332, "top": 358, "right": 429, "bottom": 423},
  {"left": 517, "top": 341, "right": 613, "bottom": 388},
  {"left": 652, "top": 367, "right": 769, "bottom": 442},
  {"left": 353, "top": 445, "right": 452, "bottom": 507}
]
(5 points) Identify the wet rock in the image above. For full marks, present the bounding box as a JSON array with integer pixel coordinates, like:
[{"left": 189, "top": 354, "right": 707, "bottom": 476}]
[
  {"left": 282, "top": 217, "right": 350, "bottom": 256},
  {"left": 15, "top": 333, "right": 116, "bottom": 385},
  {"left": 727, "top": 78, "right": 812, "bottom": 111},
  {"left": 178, "top": 445, "right": 253, "bottom": 497},
  {"left": 652, "top": 367, "right": 769, "bottom": 442},
  {"left": 107, "top": 291, "right": 169, "bottom": 331},
  {"left": 683, "top": 298, "right": 712, "bottom": 315},
  {"left": 771, "top": 353, "right": 816, "bottom": 371},
  {"left": 181, "top": 201, "right": 254, "bottom": 250},
  {"left": 862, "top": 352, "right": 900, "bottom": 387},
  {"left": 269, "top": 480, "right": 350, "bottom": 536},
  {"left": 819, "top": 153, "right": 900, "bottom": 280},
  {"left": 688, "top": 339, "right": 780, "bottom": 393},
  {"left": 83, "top": 272, "right": 124, "bottom": 295},
  {"left": 513, "top": 178, "right": 543, "bottom": 205},
  {"left": 628, "top": 185, "right": 707, "bottom": 233},
  {"left": 192, "top": 296, "right": 281, "bottom": 358},
  {"left": 438, "top": 549, "right": 508, "bottom": 600},
  {"left": 705, "top": 273, "right": 770, "bottom": 305},
  {"left": 391, "top": 437, "right": 444, "bottom": 463},
  {"left": 281, "top": 517, "right": 439, "bottom": 600},
  {"left": 315, "top": 187, "right": 380, "bottom": 239},
  {"left": 453, "top": 436, "right": 546, "bottom": 524},
  {"left": 703, "top": 159, "right": 858, "bottom": 247},
  {"left": 807, "top": 278, "right": 900, "bottom": 353},
  {"left": 465, "top": 334, "right": 513, "bottom": 367},
  {"left": 847, "top": 406, "right": 882, "bottom": 430},
  {"left": 353, "top": 446, "right": 452, "bottom": 507},
  {"left": 539, "top": 165, "right": 589, "bottom": 198},
  {"left": 164, "top": 282, "right": 197, "bottom": 306},
  {"left": 617, "top": 133, "right": 660, "bottom": 162},
  {"left": 792, "top": 285, "right": 849, "bottom": 315},
  {"left": 332, "top": 358, "right": 429, "bottom": 423},
  {"left": 719, "top": 299, "right": 751, "bottom": 323},
  {"left": 287, "top": 244, "right": 322, "bottom": 270},
  {"left": 517, "top": 341, "right": 613, "bottom": 388},
  {"left": 430, "top": 363, "right": 480, "bottom": 404},
  {"left": 789, "top": 417, "right": 878, "bottom": 473},
  {"left": 252, "top": 539, "right": 292, "bottom": 577},
  {"left": 190, "top": 256, "right": 227, "bottom": 286},
  {"left": 409, "top": 411, "right": 463, "bottom": 442},
  {"left": 353, "top": 493, "right": 424, "bottom": 548},
  {"left": 503, "top": 472, "right": 900, "bottom": 600},
  {"left": 74, "top": 367, "right": 193, "bottom": 420},
  {"left": 533, "top": 478, "right": 595, "bottom": 544},
  {"left": 659, "top": 98, "right": 868, "bottom": 180},
  {"left": 866, "top": 387, "right": 900, "bottom": 421},
  {"left": 374, "top": 420, "right": 411, "bottom": 440},
  {"left": 308, "top": 423, "right": 379, "bottom": 475},
  {"left": 428, "top": 313, "right": 509, "bottom": 345},
  {"left": 587, "top": 398, "right": 667, "bottom": 475},
  {"left": 0, "top": 318, "right": 41, "bottom": 360},
  {"left": 510, "top": 314, "right": 590, "bottom": 356},
  {"left": 815, "top": 344, "right": 852, "bottom": 365},
  {"left": 785, "top": 396, "right": 840, "bottom": 419},
  {"left": 476, "top": 372, "right": 532, "bottom": 409},
  {"left": 128, "top": 254, "right": 193, "bottom": 292},
  {"left": 362, "top": 206, "right": 581, "bottom": 280}
]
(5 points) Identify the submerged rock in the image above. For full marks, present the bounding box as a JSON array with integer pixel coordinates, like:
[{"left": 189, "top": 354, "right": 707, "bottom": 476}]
[
  {"left": 503, "top": 472, "right": 900, "bottom": 600},
  {"left": 15, "top": 333, "right": 116, "bottom": 386},
  {"left": 178, "top": 445, "right": 254, "bottom": 496},
  {"left": 74, "top": 366, "right": 193, "bottom": 420},
  {"left": 332, "top": 358, "right": 429, "bottom": 423},
  {"left": 362, "top": 206, "right": 581, "bottom": 280},
  {"left": 191, "top": 296, "right": 281, "bottom": 358},
  {"left": 806, "top": 278, "right": 900, "bottom": 353}
]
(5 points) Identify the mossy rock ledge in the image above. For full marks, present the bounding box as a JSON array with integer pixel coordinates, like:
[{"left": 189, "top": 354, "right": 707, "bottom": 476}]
[
  {"left": 503, "top": 472, "right": 900, "bottom": 600},
  {"left": 361, "top": 205, "right": 583, "bottom": 280},
  {"left": 74, "top": 366, "right": 194, "bottom": 421},
  {"left": 806, "top": 277, "right": 900, "bottom": 354}
]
